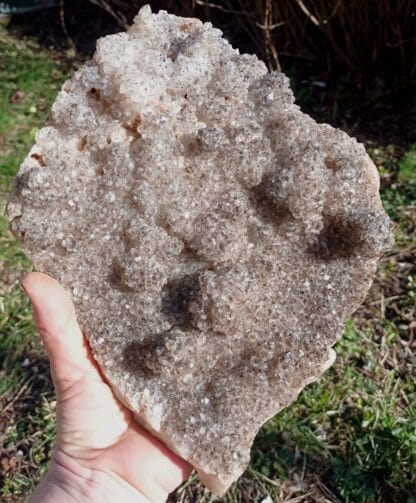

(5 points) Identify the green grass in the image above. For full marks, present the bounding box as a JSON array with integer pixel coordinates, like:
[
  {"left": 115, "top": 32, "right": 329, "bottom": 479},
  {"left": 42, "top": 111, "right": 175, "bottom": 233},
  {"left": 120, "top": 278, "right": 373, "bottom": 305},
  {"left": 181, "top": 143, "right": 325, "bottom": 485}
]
[
  {"left": 398, "top": 145, "right": 416, "bottom": 184},
  {"left": 246, "top": 145, "right": 416, "bottom": 502},
  {"left": 1, "top": 26, "right": 415, "bottom": 503},
  {"left": 0, "top": 26, "right": 68, "bottom": 502},
  {"left": 249, "top": 145, "right": 416, "bottom": 502},
  {"left": 250, "top": 318, "right": 416, "bottom": 502},
  {"left": 0, "top": 26, "right": 68, "bottom": 193}
]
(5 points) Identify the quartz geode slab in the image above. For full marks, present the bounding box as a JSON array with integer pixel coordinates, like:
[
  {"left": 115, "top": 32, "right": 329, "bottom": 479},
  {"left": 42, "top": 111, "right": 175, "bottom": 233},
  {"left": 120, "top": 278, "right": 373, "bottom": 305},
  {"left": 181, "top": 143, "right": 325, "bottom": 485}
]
[{"left": 7, "top": 5, "right": 393, "bottom": 494}]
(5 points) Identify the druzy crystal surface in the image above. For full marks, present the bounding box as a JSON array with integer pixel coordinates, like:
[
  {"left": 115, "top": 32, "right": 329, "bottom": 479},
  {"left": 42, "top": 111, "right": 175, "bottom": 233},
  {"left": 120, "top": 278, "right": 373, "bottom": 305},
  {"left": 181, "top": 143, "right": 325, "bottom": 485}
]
[{"left": 7, "top": 5, "right": 393, "bottom": 494}]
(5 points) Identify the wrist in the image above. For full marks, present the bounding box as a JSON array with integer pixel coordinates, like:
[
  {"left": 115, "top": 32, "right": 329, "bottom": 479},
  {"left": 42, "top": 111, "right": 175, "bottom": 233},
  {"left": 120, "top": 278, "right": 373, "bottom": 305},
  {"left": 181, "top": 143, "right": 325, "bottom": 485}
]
[{"left": 28, "top": 450, "right": 152, "bottom": 503}]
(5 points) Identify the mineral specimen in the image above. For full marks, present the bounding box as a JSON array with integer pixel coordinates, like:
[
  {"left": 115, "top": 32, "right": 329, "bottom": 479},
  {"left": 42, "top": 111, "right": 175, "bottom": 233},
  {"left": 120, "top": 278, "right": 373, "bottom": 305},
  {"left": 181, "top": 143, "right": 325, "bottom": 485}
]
[{"left": 7, "top": 5, "right": 393, "bottom": 495}]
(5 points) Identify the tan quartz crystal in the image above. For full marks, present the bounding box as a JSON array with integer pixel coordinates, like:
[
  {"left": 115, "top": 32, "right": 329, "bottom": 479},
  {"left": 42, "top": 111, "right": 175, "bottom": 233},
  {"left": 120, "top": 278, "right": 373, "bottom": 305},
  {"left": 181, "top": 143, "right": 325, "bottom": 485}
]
[{"left": 7, "top": 5, "right": 393, "bottom": 494}]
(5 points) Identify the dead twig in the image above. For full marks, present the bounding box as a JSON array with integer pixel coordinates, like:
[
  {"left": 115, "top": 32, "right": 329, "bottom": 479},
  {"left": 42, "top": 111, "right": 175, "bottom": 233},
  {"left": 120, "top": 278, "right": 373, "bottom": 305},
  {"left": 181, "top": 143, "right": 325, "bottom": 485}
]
[
  {"left": 59, "top": 0, "right": 76, "bottom": 52},
  {"left": 293, "top": 0, "right": 320, "bottom": 26},
  {"left": 293, "top": 0, "right": 342, "bottom": 27},
  {"left": 2, "top": 376, "right": 35, "bottom": 415},
  {"left": 88, "top": 0, "right": 129, "bottom": 29},
  {"left": 256, "top": 0, "right": 282, "bottom": 70},
  {"left": 194, "top": 0, "right": 249, "bottom": 16}
]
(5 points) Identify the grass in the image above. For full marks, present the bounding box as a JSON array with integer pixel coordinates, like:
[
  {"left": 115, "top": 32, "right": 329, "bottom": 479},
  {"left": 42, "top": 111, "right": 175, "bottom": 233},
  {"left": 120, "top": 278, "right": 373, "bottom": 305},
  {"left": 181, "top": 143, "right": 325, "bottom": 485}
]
[
  {"left": 0, "top": 25, "right": 68, "bottom": 502},
  {"left": 0, "top": 26, "right": 68, "bottom": 193},
  {"left": 0, "top": 24, "right": 415, "bottom": 503}
]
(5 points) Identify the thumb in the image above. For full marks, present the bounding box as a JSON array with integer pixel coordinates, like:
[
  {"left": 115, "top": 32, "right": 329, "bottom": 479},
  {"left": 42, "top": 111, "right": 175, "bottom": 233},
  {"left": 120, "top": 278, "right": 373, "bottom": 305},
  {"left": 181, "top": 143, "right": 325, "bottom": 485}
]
[{"left": 21, "top": 272, "right": 98, "bottom": 394}]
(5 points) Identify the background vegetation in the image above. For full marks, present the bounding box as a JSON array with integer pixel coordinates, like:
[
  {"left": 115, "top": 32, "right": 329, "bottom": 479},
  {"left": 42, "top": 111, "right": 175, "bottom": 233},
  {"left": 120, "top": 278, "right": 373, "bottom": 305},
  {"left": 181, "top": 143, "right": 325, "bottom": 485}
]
[
  {"left": 91, "top": 0, "right": 416, "bottom": 88},
  {"left": 1, "top": 1, "right": 415, "bottom": 502}
]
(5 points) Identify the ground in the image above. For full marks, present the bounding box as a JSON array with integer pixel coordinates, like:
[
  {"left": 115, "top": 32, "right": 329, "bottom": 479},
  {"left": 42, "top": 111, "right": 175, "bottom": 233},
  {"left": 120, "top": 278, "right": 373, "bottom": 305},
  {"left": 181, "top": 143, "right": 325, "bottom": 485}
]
[{"left": 0, "top": 23, "right": 415, "bottom": 503}]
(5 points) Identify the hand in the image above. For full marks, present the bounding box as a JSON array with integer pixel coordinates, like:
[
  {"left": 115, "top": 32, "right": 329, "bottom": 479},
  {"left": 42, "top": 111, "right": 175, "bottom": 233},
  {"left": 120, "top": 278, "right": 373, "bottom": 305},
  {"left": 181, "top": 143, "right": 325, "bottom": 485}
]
[{"left": 22, "top": 272, "right": 192, "bottom": 503}]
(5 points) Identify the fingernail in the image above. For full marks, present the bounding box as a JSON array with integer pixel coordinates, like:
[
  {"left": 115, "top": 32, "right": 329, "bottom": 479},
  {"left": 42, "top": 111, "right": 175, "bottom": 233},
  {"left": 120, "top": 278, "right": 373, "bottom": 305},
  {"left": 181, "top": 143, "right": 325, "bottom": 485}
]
[{"left": 19, "top": 276, "right": 29, "bottom": 296}]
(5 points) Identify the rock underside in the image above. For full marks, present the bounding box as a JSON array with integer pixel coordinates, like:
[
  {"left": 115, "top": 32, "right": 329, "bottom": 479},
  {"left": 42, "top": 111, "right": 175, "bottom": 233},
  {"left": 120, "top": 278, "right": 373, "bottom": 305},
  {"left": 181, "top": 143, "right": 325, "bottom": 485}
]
[{"left": 7, "top": 5, "right": 393, "bottom": 494}]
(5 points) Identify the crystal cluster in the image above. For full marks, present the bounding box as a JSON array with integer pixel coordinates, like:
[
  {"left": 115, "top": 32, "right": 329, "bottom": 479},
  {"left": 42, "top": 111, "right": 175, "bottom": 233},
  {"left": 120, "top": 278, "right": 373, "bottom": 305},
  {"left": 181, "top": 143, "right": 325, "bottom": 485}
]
[{"left": 7, "top": 5, "right": 393, "bottom": 494}]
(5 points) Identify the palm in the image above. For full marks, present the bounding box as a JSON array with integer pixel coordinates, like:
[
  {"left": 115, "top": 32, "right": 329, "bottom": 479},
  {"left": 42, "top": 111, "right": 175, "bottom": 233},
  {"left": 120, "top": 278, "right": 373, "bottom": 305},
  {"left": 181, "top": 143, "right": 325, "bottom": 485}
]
[
  {"left": 22, "top": 272, "right": 191, "bottom": 502},
  {"left": 56, "top": 366, "right": 131, "bottom": 456}
]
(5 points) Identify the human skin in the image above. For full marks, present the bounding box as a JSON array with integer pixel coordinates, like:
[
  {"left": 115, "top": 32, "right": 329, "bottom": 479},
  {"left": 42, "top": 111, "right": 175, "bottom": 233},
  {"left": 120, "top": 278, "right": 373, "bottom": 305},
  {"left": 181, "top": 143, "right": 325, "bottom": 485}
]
[{"left": 22, "top": 272, "right": 192, "bottom": 503}]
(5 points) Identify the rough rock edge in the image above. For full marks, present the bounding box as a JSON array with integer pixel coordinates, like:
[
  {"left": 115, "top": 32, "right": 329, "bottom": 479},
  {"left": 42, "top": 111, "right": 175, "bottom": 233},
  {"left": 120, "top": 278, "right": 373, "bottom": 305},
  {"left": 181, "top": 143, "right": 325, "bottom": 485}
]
[{"left": 128, "top": 348, "right": 337, "bottom": 494}]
